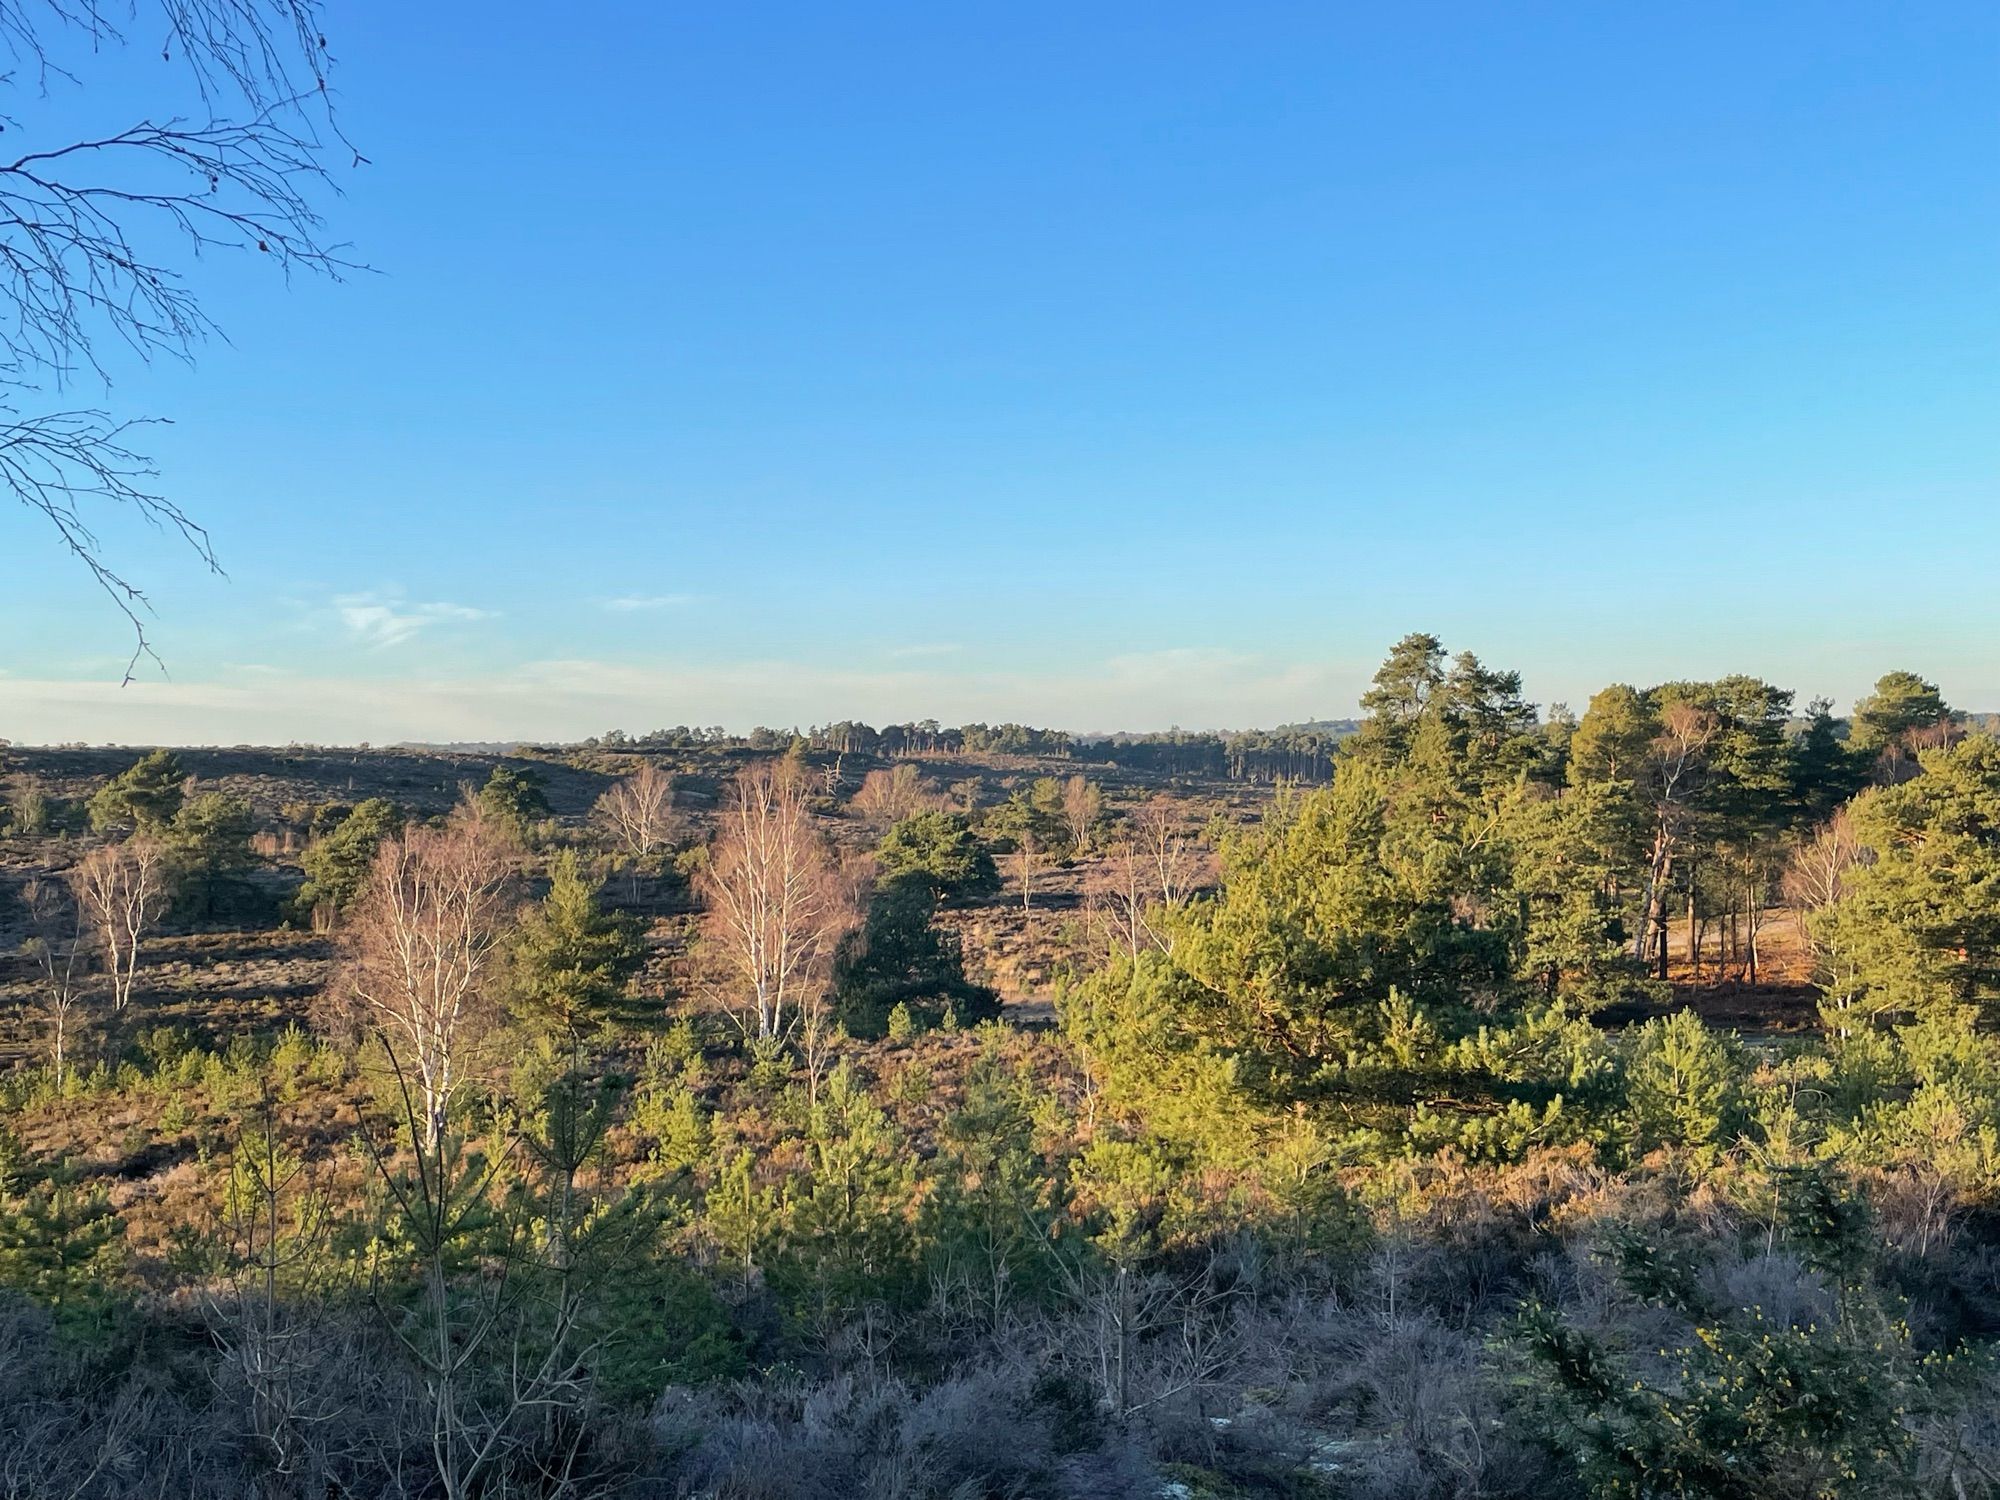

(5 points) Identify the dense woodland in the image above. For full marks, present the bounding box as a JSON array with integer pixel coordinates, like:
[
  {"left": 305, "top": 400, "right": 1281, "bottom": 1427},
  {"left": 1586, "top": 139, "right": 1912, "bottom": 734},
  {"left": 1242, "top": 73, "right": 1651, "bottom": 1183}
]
[{"left": 1, "top": 633, "right": 1998, "bottom": 1498}]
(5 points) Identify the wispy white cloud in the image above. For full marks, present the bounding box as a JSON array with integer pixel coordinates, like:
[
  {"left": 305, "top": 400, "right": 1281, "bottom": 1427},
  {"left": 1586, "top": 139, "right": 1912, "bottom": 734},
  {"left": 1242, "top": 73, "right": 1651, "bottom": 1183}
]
[
  {"left": 335, "top": 594, "right": 495, "bottom": 648},
  {"left": 0, "top": 649, "right": 1359, "bottom": 746},
  {"left": 1103, "top": 647, "right": 1261, "bottom": 684},
  {"left": 600, "top": 594, "right": 697, "bottom": 613}
]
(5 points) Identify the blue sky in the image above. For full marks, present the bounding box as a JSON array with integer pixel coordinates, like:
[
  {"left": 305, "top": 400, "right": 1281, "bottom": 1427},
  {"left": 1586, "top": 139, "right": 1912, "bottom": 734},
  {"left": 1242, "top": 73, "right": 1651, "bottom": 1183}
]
[{"left": 3, "top": 2, "right": 1996, "bottom": 744}]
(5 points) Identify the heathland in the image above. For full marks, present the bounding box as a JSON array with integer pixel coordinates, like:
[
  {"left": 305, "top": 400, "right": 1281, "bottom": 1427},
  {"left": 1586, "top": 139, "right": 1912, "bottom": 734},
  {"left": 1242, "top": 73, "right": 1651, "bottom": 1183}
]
[{"left": 1, "top": 636, "right": 1996, "bottom": 1499}]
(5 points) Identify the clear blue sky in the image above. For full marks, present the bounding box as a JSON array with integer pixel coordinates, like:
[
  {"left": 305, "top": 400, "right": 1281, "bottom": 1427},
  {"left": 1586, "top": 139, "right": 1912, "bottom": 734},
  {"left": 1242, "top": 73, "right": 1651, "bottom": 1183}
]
[{"left": 3, "top": 2, "right": 1996, "bottom": 744}]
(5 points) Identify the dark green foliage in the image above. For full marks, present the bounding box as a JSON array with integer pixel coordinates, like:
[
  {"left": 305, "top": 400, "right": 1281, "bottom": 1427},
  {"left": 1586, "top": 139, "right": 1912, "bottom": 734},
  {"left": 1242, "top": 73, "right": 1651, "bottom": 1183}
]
[
  {"left": 513, "top": 1074, "right": 703, "bottom": 1397},
  {"left": 923, "top": 1047, "right": 1067, "bottom": 1308},
  {"left": 1165, "top": 762, "right": 1522, "bottom": 1100},
  {"left": 876, "top": 809, "right": 1000, "bottom": 899},
  {"left": 1569, "top": 672, "right": 1810, "bottom": 978},
  {"left": 1517, "top": 1295, "right": 1936, "bottom": 1500},
  {"left": 475, "top": 763, "right": 551, "bottom": 841},
  {"left": 1070, "top": 640, "right": 1659, "bottom": 1159},
  {"left": 86, "top": 749, "right": 186, "bottom": 832},
  {"left": 982, "top": 786, "right": 1066, "bottom": 855},
  {"left": 1352, "top": 630, "right": 1449, "bottom": 762},
  {"left": 1598, "top": 1220, "right": 1705, "bottom": 1310},
  {"left": 1790, "top": 697, "right": 1869, "bottom": 819},
  {"left": 1770, "top": 1163, "right": 1876, "bottom": 1281},
  {"left": 1567, "top": 682, "right": 1654, "bottom": 788},
  {"left": 831, "top": 873, "right": 998, "bottom": 1037},
  {"left": 1506, "top": 778, "right": 1655, "bottom": 1011},
  {"left": 1350, "top": 632, "right": 1541, "bottom": 788},
  {"left": 582, "top": 1251, "right": 747, "bottom": 1399},
  {"left": 507, "top": 850, "right": 648, "bottom": 1052},
  {"left": 1519, "top": 1180, "right": 1956, "bottom": 1500},
  {"left": 774, "top": 1060, "right": 920, "bottom": 1319},
  {"left": 1852, "top": 669, "right": 1950, "bottom": 754},
  {"left": 293, "top": 796, "right": 403, "bottom": 921},
  {"left": 1814, "top": 735, "right": 2000, "bottom": 1027},
  {"left": 165, "top": 791, "right": 257, "bottom": 920}
]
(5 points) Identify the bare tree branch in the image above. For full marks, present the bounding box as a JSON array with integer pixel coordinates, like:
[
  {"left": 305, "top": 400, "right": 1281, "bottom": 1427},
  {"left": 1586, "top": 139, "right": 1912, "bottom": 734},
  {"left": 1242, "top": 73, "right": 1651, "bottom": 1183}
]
[{"left": 0, "top": 0, "right": 356, "bottom": 666}]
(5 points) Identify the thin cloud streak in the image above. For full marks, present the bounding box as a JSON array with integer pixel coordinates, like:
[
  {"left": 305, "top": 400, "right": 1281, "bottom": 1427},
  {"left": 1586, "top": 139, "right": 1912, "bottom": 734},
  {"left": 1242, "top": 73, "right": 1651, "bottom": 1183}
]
[
  {"left": 0, "top": 650, "right": 1358, "bottom": 746},
  {"left": 335, "top": 594, "right": 495, "bottom": 648},
  {"left": 600, "top": 594, "right": 698, "bottom": 612}
]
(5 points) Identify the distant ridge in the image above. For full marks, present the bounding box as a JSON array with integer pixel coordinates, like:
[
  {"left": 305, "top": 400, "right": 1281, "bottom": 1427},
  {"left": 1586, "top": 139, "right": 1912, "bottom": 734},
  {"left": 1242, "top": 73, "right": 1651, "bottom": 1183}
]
[{"left": 390, "top": 741, "right": 530, "bottom": 754}]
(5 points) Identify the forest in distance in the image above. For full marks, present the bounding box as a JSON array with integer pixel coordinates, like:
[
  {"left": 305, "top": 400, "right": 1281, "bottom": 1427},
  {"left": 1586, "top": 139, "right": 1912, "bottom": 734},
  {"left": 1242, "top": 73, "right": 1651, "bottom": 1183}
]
[
  {"left": 573, "top": 718, "right": 1366, "bottom": 784},
  {"left": 1, "top": 631, "right": 1999, "bottom": 1499},
  {"left": 0, "top": 0, "right": 1986, "bottom": 1492}
]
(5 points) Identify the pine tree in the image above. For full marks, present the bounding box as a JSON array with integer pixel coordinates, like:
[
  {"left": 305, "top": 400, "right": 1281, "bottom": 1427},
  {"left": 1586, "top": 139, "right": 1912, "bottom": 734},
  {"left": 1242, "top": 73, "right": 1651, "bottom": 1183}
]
[
  {"left": 0, "top": 1164, "right": 125, "bottom": 1319},
  {"left": 86, "top": 748, "right": 186, "bottom": 832},
  {"left": 508, "top": 850, "right": 648, "bottom": 1054},
  {"left": 475, "top": 764, "right": 552, "bottom": 843},
  {"left": 295, "top": 797, "right": 405, "bottom": 922},
  {"left": 831, "top": 873, "right": 998, "bottom": 1037},
  {"left": 1850, "top": 669, "right": 1950, "bottom": 755},
  {"left": 875, "top": 810, "right": 999, "bottom": 900},
  {"left": 1813, "top": 735, "right": 2000, "bottom": 1025},
  {"left": 165, "top": 791, "right": 257, "bottom": 920}
]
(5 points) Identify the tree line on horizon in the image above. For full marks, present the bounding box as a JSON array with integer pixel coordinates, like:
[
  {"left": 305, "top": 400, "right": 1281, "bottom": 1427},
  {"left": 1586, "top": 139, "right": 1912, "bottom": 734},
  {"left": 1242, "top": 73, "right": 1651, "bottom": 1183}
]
[
  {"left": 0, "top": 632, "right": 1997, "bottom": 1497},
  {"left": 564, "top": 646, "right": 1966, "bottom": 791}
]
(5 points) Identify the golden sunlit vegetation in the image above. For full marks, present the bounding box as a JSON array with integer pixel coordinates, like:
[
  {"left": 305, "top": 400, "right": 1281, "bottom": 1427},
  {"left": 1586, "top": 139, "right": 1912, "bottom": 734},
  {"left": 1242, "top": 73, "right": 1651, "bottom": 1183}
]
[{"left": 2, "top": 636, "right": 1998, "bottom": 1498}]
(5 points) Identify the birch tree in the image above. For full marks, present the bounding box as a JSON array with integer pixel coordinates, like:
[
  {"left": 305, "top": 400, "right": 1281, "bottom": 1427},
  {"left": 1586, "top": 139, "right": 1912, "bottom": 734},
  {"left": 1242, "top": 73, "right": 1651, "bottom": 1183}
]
[
  {"left": 22, "top": 878, "right": 90, "bottom": 1086},
  {"left": 70, "top": 836, "right": 167, "bottom": 1010},
  {"left": 700, "top": 759, "right": 852, "bottom": 1038},
  {"left": 343, "top": 821, "right": 513, "bottom": 1149},
  {"left": 593, "top": 762, "right": 675, "bottom": 859},
  {"left": 1131, "top": 795, "right": 1206, "bottom": 909},
  {"left": 1783, "top": 809, "right": 1863, "bottom": 949},
  {"left": 1061, "top": 774, "right": 1102, "bottom": 856}
]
